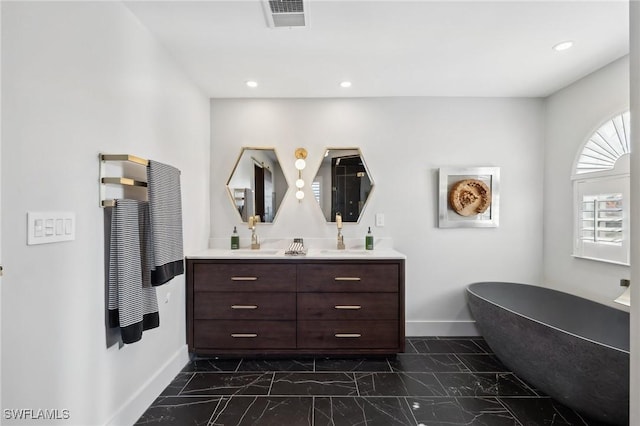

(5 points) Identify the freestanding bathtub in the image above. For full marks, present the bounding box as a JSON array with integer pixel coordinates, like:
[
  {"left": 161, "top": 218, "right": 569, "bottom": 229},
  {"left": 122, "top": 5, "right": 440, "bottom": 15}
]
[{"left": 467, "top": 282, "right": 629, "bottom": 425}]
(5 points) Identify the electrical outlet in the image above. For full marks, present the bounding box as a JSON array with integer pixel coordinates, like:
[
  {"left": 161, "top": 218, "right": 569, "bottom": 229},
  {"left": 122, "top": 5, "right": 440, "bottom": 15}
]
[{"left": 375, "top": 213, "right": 385, "bottom": 227}]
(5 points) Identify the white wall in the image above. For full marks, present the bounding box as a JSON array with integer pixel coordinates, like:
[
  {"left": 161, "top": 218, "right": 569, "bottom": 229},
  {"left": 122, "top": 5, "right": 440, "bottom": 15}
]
[
  {"left": 543, "top": 56, "right": 630, "bottom": 307},
  {"left": 629, "top": 2, "right": 639, "bottom": 424},
  {"left": 210, "top": 97, "right": 545, "bottom": 335},
  {"left": 0, "top": 0, "right": 4, "bottom": 414},
  {"left": 1, "top": 3, "right": 210, "bottom": 425}
]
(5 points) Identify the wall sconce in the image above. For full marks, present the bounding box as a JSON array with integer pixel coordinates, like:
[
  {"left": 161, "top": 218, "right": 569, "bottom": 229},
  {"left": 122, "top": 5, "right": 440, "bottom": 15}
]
[{"left": 294, "top": 148, "right": 307, "bottom": 201}]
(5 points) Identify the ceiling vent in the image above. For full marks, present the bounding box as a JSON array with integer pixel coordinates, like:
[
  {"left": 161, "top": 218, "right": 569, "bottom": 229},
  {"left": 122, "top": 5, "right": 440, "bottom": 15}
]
[{"left": 262, "top": 0, "right": 308, "bottom": 28}]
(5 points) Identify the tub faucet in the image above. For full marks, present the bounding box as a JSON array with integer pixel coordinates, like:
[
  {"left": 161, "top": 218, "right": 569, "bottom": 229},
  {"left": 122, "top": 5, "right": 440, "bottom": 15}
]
[{"left": 614, "top": 278, "right": 630, "bottom": 306}]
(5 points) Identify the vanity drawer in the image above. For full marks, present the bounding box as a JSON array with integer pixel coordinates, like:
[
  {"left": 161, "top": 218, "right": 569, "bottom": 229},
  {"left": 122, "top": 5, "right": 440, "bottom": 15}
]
[
  {"left": 194, "top": 320, "right": 296, "bottom": 349},
  {"left": 297, "top": 293, "right": 397, "bottom": 320},
  {"left": 193, "top": 263, "right": 296, "bottom": 292},
  {"left": 297, "top": 264, "right": 398, "bottom": 292},
  {"left": 195, "top": 292, "right": 295, "bottom": 320},
  {"left": 297, "top": 320, "right": 398, "bottom": 349}
]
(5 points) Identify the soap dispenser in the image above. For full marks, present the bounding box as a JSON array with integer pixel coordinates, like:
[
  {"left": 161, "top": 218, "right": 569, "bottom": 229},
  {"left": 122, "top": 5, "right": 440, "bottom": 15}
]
[
  {"left": 230, "top": 226, "right": 239, "bottom": 250},
  {"left": 365, "top": 227, "right": 374, "bottom": 250}
]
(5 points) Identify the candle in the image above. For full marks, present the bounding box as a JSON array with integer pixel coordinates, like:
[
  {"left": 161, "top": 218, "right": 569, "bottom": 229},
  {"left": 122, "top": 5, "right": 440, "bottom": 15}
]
[
  {"left": 248, "top": 216, "right": 254, "bottom": 228},
  {"left": 336, "top": 213, "right": 342, "bottom": 229}
]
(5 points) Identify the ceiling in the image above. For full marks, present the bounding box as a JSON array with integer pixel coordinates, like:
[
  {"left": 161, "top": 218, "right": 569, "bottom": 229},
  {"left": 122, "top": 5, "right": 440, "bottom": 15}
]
[{"left": 125, "top": 0, "right": 629, "bottom": 98}]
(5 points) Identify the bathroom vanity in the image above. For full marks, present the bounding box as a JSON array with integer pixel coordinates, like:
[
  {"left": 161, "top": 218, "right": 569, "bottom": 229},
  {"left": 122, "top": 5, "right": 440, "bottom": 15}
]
[{"left": 186, "top": 249, "right": 405, "bottom": 356}]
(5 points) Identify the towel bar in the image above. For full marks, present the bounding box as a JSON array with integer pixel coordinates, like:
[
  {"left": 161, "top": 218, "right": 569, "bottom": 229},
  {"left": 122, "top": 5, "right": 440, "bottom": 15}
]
[
  {"left": 101, "top": 154, "right": 149, "bottom": 166},
  {"left": 101, "top": 177, "right": 147, "bottom": 187},
  {"left": 100, "top": 153, "right": 149, "bottom": 207}
]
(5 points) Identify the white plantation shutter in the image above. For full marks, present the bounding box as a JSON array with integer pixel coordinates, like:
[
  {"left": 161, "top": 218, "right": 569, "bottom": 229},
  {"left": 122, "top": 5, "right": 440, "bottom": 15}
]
[
  {"left": 573, "top": 111, "right": 630, "bottom": 265},
  {"left": 580, "top": 194, "right": 623, "bottom": 244}
]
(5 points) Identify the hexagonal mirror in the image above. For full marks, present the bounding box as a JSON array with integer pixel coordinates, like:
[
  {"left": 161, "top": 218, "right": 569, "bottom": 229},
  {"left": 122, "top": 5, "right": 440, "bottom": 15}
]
[
  {"left": 311, "top": 148, "right": 374, "bottom": 223},
  {"left": 226, "top": 148, "right": 288, "bottom": 223}
]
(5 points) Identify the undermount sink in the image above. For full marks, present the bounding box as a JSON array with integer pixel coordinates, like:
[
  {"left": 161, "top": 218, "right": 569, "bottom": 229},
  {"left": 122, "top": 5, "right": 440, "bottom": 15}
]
[
  {"left": 319, "top": 249, "right": 372, "bottom": 255},
  {"left": 229, "top": 249, "right": 281, "bottom": 255}
]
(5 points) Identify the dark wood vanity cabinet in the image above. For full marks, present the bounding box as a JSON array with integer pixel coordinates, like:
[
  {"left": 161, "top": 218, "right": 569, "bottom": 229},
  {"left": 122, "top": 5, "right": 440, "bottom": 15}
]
[{"left": 186, "top": 258, "right": 405, "bottom": 356}]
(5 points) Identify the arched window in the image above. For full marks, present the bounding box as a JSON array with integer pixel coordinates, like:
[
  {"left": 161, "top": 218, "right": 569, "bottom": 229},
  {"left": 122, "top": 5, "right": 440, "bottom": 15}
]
[{"left": 573, "top": 111, "right": 630, "bottom": 265}]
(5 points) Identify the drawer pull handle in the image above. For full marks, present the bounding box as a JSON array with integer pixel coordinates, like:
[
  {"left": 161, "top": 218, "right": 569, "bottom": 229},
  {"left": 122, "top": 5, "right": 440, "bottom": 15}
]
[
  {"left": 231, "top": 276, "right": 258, "bottom": 281},
  {"left": 231, "top": 333, "right": 258, "bottom": 338},
  {"left": 334, "top": 305, "right": 362, "bottom": 310},
  {"left": 335, "top": 333, "right": 362, "bottom": 338},
  {"left": 231, "top": 305, "right": 258, "bottom": 310},
  {"left": 334, "top": 277, "right": 361, "bottom": 281}
]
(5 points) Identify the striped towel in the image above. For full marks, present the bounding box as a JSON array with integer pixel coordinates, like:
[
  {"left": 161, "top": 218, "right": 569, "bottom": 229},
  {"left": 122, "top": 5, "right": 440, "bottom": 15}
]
[
  {"left": 107, "top": 199, "right": 159, "bottom": 344},
  {"left": 147, "top": 160, "right": 184, "bottom": 285}
]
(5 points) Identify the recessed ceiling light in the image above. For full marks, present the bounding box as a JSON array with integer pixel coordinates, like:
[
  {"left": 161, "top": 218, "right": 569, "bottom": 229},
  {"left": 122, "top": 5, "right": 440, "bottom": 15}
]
[
  {"left": 340, "top": 81, "right": 352, "bottom": 88},
  {"left": 553, "top": 41, "right": 574, "bottom": 52},
  {"left": 246, "top": 80, "right": 258, "bottom": 88}
]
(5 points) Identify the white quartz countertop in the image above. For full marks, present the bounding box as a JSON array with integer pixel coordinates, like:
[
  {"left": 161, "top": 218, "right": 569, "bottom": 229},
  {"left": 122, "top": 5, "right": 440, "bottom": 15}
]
[{"left": 187, "top": 248, "right": 406, "bottom": 260}]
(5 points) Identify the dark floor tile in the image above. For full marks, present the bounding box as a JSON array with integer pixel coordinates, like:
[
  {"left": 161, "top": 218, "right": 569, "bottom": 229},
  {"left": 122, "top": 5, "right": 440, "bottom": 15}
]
[
  {"left": 270, "top": 372, "right": 357, "bottom": 396},
  {"left": 439, "top": 336, "right": 489, "bottom": 342},
  {"left": 209, "top": 396, "right": 313, "bottom": 426},
  {"left": 527, "top": 384, "right": 549, "bottom": 397},
  {"left": 159, "top": 373, "right": 193, "bottom": 397},
  {"left": 436, "top": 372, "right": 537, "bottom": 397},
  {"left": 141, "top": 338, "right": 595, "bottom": 425},
  {"left": 408, "top": 396, "right": 518, "bottom": 426},
  {"left": 182, "top": 358, "right": 241, "bottom": 372},
  {"left": 135, "top": 396, "right": 223, "bottom": 425},
  {"left": 498, "top": 375, "right": 548, "bottom": 397},
  {"left": 472, "top": 339, "right": 493, "bottom": 353},
  {"left": 408, "top": 338, "right": 486, "bottom": 354},
  {"left": 500, "top": 397, "right": 611, "bottom": 426},
  {"left": 356, "top": 372, "right": 447, "bottom": 397},
  {"left": 314, "top": 397, "right": 416, "bottom": 426},
  {"left": 389, "top": 354, "right": 468, "bottom": 373},
  {"left": 315, "top": 357, "right": 392, "bottom": 372},
  {"left": 180, "top": 372, "right": 273, "bottom": 396},
  {"left": 403, "top": 340, "right": 419, "bottom": 353},
  {"left": 457, "top": 354, "right": 509, "bottom": 372},
  {"left": 238, "top": 358, "right": 314, "bottom": 372}
]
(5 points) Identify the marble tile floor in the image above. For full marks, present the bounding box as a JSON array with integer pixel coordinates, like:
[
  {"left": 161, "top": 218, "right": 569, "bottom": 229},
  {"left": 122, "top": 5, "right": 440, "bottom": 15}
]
[{"left": 136, "top": 337, "right": 610, "bottom": 426}]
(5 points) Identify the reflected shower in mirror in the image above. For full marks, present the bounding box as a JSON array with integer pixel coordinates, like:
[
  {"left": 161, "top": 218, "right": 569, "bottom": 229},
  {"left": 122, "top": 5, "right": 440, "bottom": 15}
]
[
  {"left": 311, "top": 148, "right": 374, "bottom": 223},
  {"left": 226, "top": 148, "right": 288, "bottom": 223}
]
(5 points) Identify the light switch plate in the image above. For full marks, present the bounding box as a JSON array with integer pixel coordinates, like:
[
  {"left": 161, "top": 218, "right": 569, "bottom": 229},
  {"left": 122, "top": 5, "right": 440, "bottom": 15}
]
[
  {"left": 375, "top": 213, "right": 385, "bottom": 227},
  {"left": 27, "top": 212, "right": 76, "bottom": 245}
]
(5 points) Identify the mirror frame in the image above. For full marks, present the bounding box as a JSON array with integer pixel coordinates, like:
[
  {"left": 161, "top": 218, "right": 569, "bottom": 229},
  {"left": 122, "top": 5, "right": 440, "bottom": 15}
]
[
  {"left": 225, "top": 147, "right": 289, "bottom": 224},
  {"left": 310, "top": 147, "right": 375, "bottom": 224}
]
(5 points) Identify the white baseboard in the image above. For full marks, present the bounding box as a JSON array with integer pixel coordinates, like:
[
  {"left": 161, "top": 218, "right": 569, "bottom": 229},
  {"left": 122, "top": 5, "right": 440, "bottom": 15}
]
[
  {"left": 105, "top": 344, "right": 189, "bottom": 426},
  {"left": 405, "top": 321, "right": 480, "bottom": 337}
]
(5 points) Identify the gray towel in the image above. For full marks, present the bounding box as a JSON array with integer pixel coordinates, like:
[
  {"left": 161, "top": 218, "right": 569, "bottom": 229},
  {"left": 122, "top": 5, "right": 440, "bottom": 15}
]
[
  {"left": 107, "top": 199, "right": 159, "bottom": 344},
  {"left": 147, "top": 160, "right": 184, "bottom": 285}
]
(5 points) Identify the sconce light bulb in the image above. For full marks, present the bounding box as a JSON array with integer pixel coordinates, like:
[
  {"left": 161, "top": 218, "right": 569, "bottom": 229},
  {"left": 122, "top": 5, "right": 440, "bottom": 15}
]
[
  {"left": 295, "top": 190, "right": 305, "bottom": 200},
  {"left": 295, "top": 158, "right": 306, "bottom": 170},
  {"left": 296, "top": 178, "right": 305, "bottom": 189}
]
